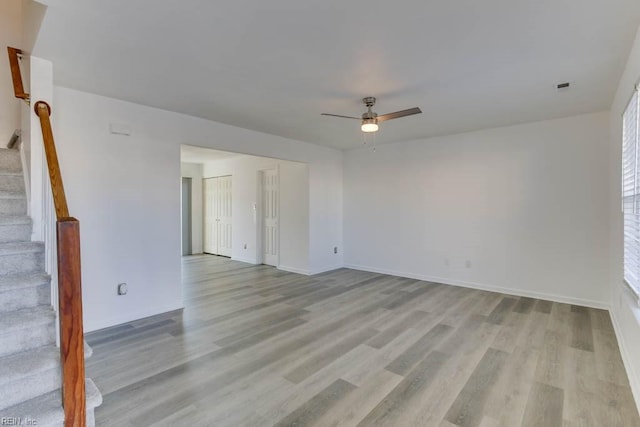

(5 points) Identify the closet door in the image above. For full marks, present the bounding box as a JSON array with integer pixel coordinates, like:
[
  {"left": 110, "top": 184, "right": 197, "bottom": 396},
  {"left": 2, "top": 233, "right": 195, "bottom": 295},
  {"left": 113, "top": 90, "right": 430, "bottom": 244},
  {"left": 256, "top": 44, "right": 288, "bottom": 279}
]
[
  {"left": 217, "top": 176, "right": 233, "bottom": 257},
  {"left": 203, "top": 177, "right": 218, "bottom": 255},
  {"left": 262, "top": 170, "right": 278, "bottom": 266},
  {"left": 203, "top": 176, "right": 232, "bottom": 256}
]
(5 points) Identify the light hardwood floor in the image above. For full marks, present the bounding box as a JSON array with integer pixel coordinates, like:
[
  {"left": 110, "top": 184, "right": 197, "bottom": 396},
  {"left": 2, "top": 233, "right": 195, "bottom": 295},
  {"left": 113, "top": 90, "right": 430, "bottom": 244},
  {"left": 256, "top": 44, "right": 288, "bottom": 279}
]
[{"left": 86, "top": 255, "right": 640, "bottom": 426}]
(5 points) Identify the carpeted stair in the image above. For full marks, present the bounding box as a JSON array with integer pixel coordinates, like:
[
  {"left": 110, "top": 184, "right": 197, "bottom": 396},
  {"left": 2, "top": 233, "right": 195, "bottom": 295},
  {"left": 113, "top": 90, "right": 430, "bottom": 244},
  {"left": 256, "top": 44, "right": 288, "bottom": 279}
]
[{"left": 0, "top": 148, "right": 102, "bottom": 426}]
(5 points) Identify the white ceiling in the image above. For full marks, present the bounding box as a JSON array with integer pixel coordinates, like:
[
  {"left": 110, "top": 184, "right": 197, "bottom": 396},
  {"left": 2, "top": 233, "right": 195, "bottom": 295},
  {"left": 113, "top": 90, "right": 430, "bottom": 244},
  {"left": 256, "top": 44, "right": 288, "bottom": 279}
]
[
  {"left": 34, "top": 0, "right": 640, "bottom": 150},
  {"left": 180, "top": 145, "right": 242, "bottom": 164}
]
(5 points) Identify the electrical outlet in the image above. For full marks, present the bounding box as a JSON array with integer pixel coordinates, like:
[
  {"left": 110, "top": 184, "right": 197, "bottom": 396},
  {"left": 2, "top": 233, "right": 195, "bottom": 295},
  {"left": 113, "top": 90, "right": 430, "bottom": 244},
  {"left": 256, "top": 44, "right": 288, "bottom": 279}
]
[
  {"left": 117, "top": 283, "right": 128, "bottom": 295},
  {"left": 465, "top": 260, "right": 472, "bottom": 268},
  {"left": 334, "top": 246, "right": 338, "bottom": 254}
]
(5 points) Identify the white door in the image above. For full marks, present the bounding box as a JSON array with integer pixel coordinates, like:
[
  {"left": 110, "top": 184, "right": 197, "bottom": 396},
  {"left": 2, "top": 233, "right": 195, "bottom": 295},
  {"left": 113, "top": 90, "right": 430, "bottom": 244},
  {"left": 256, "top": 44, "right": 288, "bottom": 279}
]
[
  {"left": 203, "top": 176, "right": 232, "bottom": 256},
  {"left": 203, "top": 178, "right": 218, "bottom": 255},
  {"left": 217, "top": 176, "right": 232, "bottom": 257},
  {"left": 262, "top": 169, "right": 278, "bottom": 266}
]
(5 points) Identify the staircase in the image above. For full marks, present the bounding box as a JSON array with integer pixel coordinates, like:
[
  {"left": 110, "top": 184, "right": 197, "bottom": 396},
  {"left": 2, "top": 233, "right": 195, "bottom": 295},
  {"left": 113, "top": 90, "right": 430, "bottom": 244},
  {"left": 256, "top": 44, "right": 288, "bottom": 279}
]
[{"left": 0, "top": 148, "right": 102, "bottom": 426}]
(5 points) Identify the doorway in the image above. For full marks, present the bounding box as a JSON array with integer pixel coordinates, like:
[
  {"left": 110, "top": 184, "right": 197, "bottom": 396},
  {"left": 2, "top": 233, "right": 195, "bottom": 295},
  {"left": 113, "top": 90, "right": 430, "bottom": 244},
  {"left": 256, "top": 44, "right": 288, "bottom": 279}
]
[
  {"left": 204, "top": 175, "right": 232, "bottom": 257},
  {"left": 181, "top": 145, "right": 309, "bottom": 272},
  {"left": 181, "top": 177, "right": 192, "bottom": 256},
  {"left": 260, "top": 169, "right": 279, "bottom": 266}
]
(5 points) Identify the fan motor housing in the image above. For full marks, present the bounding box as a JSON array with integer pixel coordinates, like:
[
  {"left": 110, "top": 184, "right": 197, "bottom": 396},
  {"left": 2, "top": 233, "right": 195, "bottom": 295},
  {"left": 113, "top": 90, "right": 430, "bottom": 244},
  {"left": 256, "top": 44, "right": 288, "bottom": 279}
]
[
  {"left": 362, "top": 97, "right": 377, "bottom": 119},
  {"left": 363, "top": 97, "right": 376, "bottom": 107}
]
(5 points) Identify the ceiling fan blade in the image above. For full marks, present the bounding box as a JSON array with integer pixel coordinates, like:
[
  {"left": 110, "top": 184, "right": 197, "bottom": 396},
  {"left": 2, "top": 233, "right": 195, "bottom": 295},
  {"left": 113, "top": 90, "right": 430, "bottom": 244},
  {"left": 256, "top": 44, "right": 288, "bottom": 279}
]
[
  {"left": 321, "top": 113, "right": 360, "bottom": 120},
  {"left": 376, "top": 107, "right": 422, "bottom": 123}
]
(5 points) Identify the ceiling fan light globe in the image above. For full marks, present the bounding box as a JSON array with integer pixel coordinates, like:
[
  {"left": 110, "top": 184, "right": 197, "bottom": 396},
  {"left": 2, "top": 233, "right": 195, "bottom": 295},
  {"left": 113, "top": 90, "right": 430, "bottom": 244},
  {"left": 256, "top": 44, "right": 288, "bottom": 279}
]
[
  {"left": 361, "top": 123, "right": 379, "bottom": 132},
  {"left": 361, "top": 118, "right": 379, "bottom": 133}
]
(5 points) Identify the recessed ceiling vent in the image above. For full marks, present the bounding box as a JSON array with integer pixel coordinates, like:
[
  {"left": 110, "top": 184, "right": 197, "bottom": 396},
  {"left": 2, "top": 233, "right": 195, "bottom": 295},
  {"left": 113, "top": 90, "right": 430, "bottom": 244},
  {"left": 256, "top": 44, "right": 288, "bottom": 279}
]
[{"left": 556, "top": 82, "right": 571, "bottom": 91}]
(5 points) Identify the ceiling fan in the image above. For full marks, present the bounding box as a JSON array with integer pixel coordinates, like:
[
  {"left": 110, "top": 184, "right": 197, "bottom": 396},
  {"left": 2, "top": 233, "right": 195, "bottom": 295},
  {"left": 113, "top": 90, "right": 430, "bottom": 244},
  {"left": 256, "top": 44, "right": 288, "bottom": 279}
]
[{"left": 322, "top": 97, "right": 421, "bottom": 133}]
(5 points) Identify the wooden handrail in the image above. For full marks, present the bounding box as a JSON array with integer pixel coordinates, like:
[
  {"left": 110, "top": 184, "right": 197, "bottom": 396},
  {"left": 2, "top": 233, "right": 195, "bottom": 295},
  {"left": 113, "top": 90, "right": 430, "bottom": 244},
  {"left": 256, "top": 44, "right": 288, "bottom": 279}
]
[
  {"left": 34, "top": 102, "right": 70, "bottom": 219},
  {"left": 7, "top": 47, "right": 29, "bottom": 101},
  {"left": 33, "top": 100, "right": 86, "bottom": 427}
]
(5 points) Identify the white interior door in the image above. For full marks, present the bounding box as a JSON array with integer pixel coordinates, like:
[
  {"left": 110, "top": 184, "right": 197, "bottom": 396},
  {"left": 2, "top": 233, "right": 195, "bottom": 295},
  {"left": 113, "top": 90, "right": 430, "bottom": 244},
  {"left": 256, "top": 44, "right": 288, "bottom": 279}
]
[
  {"left": 203, "top": 176, "right": 232, "bottom": 256},
  {"left": 203, "top": 178, "right": 217, "bottom": 254},
  {"left": 262, "top": 169, "right": 279, "bottom": 266},
  {"left": 217, "top": 176, "right": 232, "bottom": 257}
]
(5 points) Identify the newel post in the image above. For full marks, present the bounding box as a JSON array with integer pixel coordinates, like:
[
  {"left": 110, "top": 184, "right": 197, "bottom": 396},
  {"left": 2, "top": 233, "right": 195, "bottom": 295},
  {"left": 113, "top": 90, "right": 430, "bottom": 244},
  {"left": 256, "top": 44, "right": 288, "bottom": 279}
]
[{"left": 57, "top": 218, "right": 86, "bottom": 427}]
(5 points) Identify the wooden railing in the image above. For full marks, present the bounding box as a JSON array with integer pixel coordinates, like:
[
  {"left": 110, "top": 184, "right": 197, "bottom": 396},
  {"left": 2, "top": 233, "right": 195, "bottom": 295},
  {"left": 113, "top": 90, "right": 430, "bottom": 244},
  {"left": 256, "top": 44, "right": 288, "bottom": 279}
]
[
  {"left": 8, "top": 47, "right": 86, "bottom": 427},
  {"left": 7, "top": 47, "right": 29, "bottom": 102}
]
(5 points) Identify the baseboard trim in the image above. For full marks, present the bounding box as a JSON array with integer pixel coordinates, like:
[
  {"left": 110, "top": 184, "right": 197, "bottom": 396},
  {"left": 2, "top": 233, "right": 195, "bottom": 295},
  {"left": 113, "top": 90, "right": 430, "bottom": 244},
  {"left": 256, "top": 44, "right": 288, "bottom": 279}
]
[
  {"left": 277, "top": 265, "right": 311, "bottom": 275},
  {"left": 343, "top": 263, "right": 609, "bottom": 310},
  {"left": 610, "top": 304, "right": 640, "bottom": 413},
  {"left": 231, "top": 256, "right": 258, "bottom": 265},
  {"left": 309, "top": 265, "right": 343, "bottom": 275},
  {"left": 84, "top": 302, "right": 184, "bottom": 333},
  {"left": 276, "top": 265, "right": 342, "bottom": 276}
]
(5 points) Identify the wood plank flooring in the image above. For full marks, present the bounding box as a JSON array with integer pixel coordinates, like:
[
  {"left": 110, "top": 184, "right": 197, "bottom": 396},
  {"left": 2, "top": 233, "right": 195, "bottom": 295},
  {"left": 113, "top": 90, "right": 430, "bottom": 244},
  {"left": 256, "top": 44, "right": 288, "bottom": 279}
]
[{"left": 86, "top": 255, "right": 640, "bottom": 426}]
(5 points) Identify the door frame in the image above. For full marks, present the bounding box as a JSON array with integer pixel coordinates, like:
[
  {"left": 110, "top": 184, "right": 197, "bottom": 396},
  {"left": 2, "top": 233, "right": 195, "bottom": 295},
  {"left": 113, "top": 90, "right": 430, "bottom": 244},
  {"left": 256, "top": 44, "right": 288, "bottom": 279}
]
[{"left": 181, "top": 177, "right": 192, "bottom": 256}]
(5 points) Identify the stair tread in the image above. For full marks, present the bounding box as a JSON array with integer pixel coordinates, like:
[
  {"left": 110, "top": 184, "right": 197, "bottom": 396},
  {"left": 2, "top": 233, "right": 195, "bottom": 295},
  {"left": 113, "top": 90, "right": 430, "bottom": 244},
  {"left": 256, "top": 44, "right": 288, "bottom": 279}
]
[
  {"left": 0, "top": 148, "right": 21, "bottom": 156},
  {"left": 1, "top": 378, "right": 103, "bottom": 424},
  {"left": 0, "top": 190, "right": 26, "bottom": 199},
  {"left": 0, "top": 306, "right": 55, "bottom": 332},
  {"left": 85, "top": 340, "right": 93, "bottom": 359},
  {"left": 0, "top": 388, "right": 64, "bottom": 425},
  {"left": 86, "top": 378, "right": 103, "bottom": 408},
  {"left": 0, "top": 346, "right": 59, "bottom": 385},
  {"left": 0, "top": 215, "right": 31, "bottom": 225},
  {"left": 0, "top": 342, "right": 95, "bottom": 378},
  {"left": 0, "top": 272, "right": 50, "bottom": 291},
  {"left": 0, "top": 170, "right": 22, "bottom": 176},
  {"left": 0, "top": 241, "right": 44, "bottom": 255}
]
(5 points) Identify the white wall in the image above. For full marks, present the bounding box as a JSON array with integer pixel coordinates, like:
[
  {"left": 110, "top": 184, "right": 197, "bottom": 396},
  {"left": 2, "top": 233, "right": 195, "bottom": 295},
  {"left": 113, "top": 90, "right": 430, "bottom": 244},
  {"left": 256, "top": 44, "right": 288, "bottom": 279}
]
[
  {"left": 51, "top": 86, "right": 343, "bottom": 331},
  {"left": 202, "top": 155, "right": 309, "bottom": 271},
  {"left": 344, "top": 112, "right": 610, "bottom": 308},
  {"left": 180, "top": 162, "right": 203, "bottom": 254},
  {"left": 29, "top": 56, "right": 52, "bottom": 240},
  {"left": 17, "top": 0, "right": 47, "bottom": 179},
  {"left": 608, "top": 25, "right": 640, "bottom": 411},
  {"left": 280, "top": 162, "right": 310, "bottom": 273},
  {"left": 53, "top": 89, "right": 182, "bottom": 332},
  {"left": 0, "top": 0, "right": 22, "bottom": 146},
  {"left": 21, "top": 0, "right": 47, "bottom": 54},
  {"left": 309, "top": 155, "right": 343, "bottom": 273}
]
